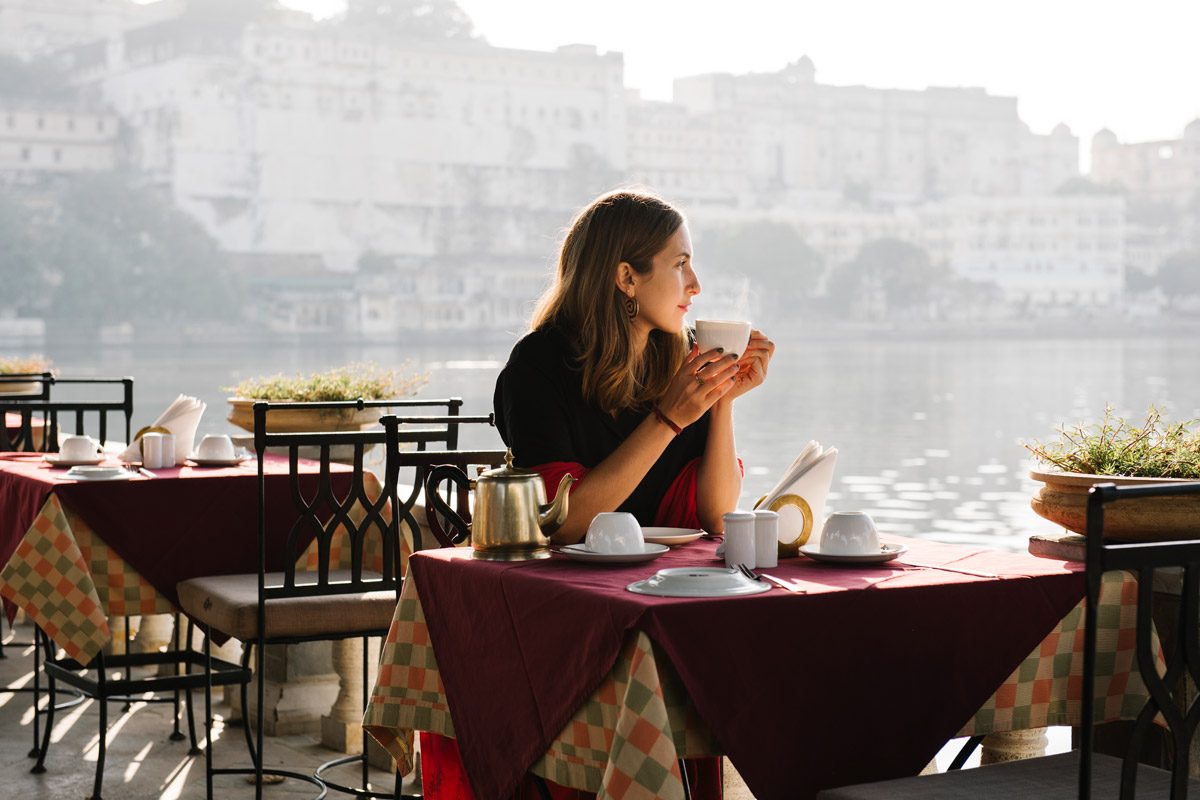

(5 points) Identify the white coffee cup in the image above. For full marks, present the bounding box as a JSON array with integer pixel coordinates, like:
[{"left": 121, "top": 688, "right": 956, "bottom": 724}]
[
  {"left": 59, "top": 435, "right": 98, "bottom": 462},
  {"left": 695, "top": 319, "right": 752, "bottom": 358},
  {"left": 723, "top": 510, "right": 757, "bottom": 569},
  {"left": 818, "top": 511, "right": 881, "bottom": 556},
  {"left": 196, "top": 434, "right": 236, "bottom": 462},
  {"left": 585, "top": 512, "right": 644, "bottom": 554}
]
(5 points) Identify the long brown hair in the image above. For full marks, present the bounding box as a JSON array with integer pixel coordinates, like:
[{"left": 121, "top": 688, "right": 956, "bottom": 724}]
[{"left": 531, "top": 190, "right": 689, "bottom": 415}]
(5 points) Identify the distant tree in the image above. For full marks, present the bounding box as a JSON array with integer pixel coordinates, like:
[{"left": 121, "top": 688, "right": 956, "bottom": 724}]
[
  {"left": 0, "top": 194, "right": 46, "bottom": 314},
  {"left": 344, "top": 0, "right": 479, "bottom": 40},
  {"left": 696, "top": 221, "right": 823, "bottom": 318},
  {"left": 38, "top": 173, "right": 239, "bottom": 327},
  {"left": 1157, "top": 251, "right": 1200, "bottom": 308},
  {"left": 826, "top": 238, "right": 949, "bottom": 317}
]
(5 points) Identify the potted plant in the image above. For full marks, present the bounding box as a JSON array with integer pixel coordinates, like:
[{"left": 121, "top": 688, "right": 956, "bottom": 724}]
[
  {"left": 0, "top": 355, "right": 51, "bottom": 394},
  {"left": 1026, "top": 406, "right": 1200, "bottom": 541},
  {"left": 225, "top": 362, "right": 428, "bottom": 433}
]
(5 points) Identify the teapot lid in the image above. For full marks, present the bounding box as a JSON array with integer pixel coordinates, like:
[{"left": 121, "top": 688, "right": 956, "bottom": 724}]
[{"left": 480, "top": 449, "right": 541, "bottom": 481}]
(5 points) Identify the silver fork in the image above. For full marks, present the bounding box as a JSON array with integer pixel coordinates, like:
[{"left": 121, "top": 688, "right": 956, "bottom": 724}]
[{"left": 735, "top": 563, "right": 762, "bottom": 582}]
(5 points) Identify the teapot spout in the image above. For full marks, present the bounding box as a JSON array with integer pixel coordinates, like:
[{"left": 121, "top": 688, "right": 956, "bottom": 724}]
[{"left": 537, "top": 473, "right": 576, "bottom": 535}]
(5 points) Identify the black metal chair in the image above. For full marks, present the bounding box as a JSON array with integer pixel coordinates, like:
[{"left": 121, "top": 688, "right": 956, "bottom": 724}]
[
  {"left": 421, "top": 451, "right": 510, "bottom": 547},
  {"left": 0, "top": 376, "right": 132, "bottom": 453},
  {"left": 818, "top": 480, "right": 1200, "bottom": 800},
  {"left": 177, "top": 401, "right": 412, "bottom": 800},
  {"left": 0, "top": 376, "right": 139, "bottom": 777}
]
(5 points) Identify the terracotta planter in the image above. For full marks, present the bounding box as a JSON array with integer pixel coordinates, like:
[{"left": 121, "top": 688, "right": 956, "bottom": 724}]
[
  {"left": 1030, "top": 469, "right": 1200, "bottom": 542},
  {"left": 0, "top": 379, "right": 38, "bottom": 394},
  {"left": 226, "top": 398, "right": 383, "bottom": 434}
]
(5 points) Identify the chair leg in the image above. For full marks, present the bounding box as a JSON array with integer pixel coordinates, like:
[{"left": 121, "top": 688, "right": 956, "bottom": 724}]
[
  {"left": 91, "top": 652, "right": 108, "bottom": 800},
  {"left": 121, "top": 616, "right": 131, "bottom": 713},
  {"left": 185, "top": 620, "right": 201, "bottom": 755},
  {"left": 169, "top": 614, "right": 186, "bottom": 742},
  {"left": 679, "top": 758, "right": 692, "bottom": 800},
  {"left": 362, "top": 636, "right": 370, "bottom": 792},
  {"left": 204, "top": 629, "right": 214, "bottom": 800},
  {"left": 949, "top": 735, "right": 984, "bottom": 770},
  {"left": 255, "top": 636, "right": 265, "bottom": 800},
  {"left": 31, "top": 630, "right": 52, "bottom": 774},
  {"left": 239, "top": 642, "right": 257, "bottom": 764},
  {"left": 29, "top": 623, "right": 41, "bottom": 760}
]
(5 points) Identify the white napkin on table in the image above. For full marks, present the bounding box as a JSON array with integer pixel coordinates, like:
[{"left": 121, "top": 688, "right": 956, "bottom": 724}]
[
  {"left": 756, "top": 440, "right": 839, "bottom": 548},
  {"left": 118, "top": 394, "right": 206, "bottom": 463}
]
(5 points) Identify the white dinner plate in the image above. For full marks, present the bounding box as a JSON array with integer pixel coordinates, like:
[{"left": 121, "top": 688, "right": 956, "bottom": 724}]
[
  {"left": 627, "top": 566, "right": 771, "bottom": 597},
  {"left": 798, "top": 543, "right": 908, "bottom": 565},
  {"left": 187, "top": 456, "right": 250, "bottom": 468},
  {"left": 63, "top": 466, "right": 134, "bottom": 482},
  {"left": 44, "top": 454, "right": 105, "bottom": 468},
  {"left": 555, "top": 543, "right": 669, "bottom": 564},
  {"left": 641, "top": 527, "right": 706, "bottom": 546}
]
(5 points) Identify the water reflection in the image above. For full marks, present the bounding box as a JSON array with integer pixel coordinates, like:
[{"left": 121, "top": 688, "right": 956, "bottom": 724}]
[{"left": 42, "top": 333, "right": 1200, "bottom": 554}]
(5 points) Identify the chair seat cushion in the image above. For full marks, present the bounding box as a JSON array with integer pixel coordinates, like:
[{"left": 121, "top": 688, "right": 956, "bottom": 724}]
[
  {"left": 177, "top": 569, "right": 400, "bottom": 641},
  {"left": 817, "top": 751, "right": 1200, "bottom": 799}
]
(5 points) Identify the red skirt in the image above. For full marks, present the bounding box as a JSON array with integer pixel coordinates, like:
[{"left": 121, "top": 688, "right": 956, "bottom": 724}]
[{"left": 421, "top": 733, "right": 722, "bottom": 800}]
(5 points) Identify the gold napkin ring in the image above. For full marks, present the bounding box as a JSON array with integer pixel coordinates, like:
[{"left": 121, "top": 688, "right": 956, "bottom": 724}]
[
  {"left": 753, "top": 493, "right": 813, "bottom": 556},
  {"left": 133, "top": 425, "right": 171, "bottom": 442}
]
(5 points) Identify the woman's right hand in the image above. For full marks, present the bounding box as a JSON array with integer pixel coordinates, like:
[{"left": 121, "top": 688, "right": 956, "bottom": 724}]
[{"left": 658, "top": 345, "right": 740, "bottom": 428}]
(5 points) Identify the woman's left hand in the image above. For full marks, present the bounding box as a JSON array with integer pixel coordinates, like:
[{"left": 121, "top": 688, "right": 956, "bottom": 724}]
[{"left": 726, "top": 330, "right": 775, "bottom": 401}]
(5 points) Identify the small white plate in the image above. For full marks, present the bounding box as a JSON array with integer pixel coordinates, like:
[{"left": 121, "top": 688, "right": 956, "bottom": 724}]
[
  {"left": 628, "top": 566, "right": 771, "bottom": 597},
  {"left": 45, "top": 454, "right": 105, "bottom": 467},
  {"left": 798, "top": 543, "right": 908, "bottom": 565},
  {"left": 187, "top": 456, "right": 250, "bottom": 467},
  {"left": 64, "top": 465, "right": 134, "bottom": 482},
  {"left": 556, "top": 543, "right": 669, "bottom": 564},
  {"left": 642, "top": 527, "right": 706, "bottom": 546}
]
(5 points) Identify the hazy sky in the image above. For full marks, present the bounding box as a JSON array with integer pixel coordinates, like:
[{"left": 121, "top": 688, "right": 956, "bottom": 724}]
[{"left": 278, "top": 0, "right": 1200, "bottom": 148}]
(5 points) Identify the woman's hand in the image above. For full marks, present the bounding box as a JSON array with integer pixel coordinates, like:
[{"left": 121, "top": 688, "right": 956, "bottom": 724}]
[
  {"left": 658, "top": 345, "right": 739, "bottom": 428},
  {"left": 726, "top": 330, "right": 775, "bottom": 401}
]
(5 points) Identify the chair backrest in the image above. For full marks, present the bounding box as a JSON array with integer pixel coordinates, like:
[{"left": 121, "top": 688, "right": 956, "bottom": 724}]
[
  {"left": 1082, "top": 480, "right": 1200, "bottom": 799},
  {"left": 391, "top": 412, "right": 499, "bottom": 551},
  {"left": 422, "top": 451, "right": 510, "bottom": 547},
  {"left": 253, "top": 401, "right": 402, "bottom": 610},
  {"left": 0, "top": 376, "right": 133, "bottom": 452}
]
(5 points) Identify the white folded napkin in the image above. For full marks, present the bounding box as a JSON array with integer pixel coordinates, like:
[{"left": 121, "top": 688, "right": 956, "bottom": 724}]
[
  {"left": 119, "top": 395, "right": 206, "bottom": 463},
  {"left": 756, "top": 443, "right": 838, "bottom": 549}
]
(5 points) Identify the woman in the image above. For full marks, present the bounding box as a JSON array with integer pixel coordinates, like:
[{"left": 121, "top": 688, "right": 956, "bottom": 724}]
[
  {"left": 423, "top": 190, "right": 774, "bottom": 800},
  {"left": 494, "top": 189, "right": 774, "bottom": 539}
]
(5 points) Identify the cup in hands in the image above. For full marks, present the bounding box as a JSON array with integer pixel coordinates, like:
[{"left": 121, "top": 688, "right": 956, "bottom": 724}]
[
  {"left": 585, "top": 512, "right": 644, "bottom": 554},
  {"left": 818, "top": 511, "right": 880, "bottom": 556},
  {"left": 59, "top": 435, "right": 99, "bottom": 462},
  {"left": 695, "top": 319, "right": 752, "bottom": 359},
  {"left": 195, "top": 434, "right": 236, "bottom": 462}
]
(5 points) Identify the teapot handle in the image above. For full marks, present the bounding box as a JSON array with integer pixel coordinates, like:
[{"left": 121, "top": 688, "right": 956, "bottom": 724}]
[{"left": 425, "top": 465, "right": 472, "bottom": 548}]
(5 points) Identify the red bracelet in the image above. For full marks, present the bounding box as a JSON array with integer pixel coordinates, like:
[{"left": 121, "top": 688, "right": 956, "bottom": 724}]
[{"left": 653, "top": 406, "right": 682, "bottom": 435}]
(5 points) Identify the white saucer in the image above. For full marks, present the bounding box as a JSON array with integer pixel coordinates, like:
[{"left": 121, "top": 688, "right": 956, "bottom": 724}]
[
  {"left": 642, "top": 527, "right": 706, "bottom": 546},
  {"left": 628, "top": 567, "right": 771, "bottom": 597},
  {"left": 187, "top": 455, "right": 250, "bottom": 467},
  {"left": 556, "top": 543, "right": 669, "bottom": 564},
  {"left": 45, "top": 454, "right": 105, "bottom": 467},
  {"left": 799, "top": 543, "right": 908, "bottom": 565},
  {"left": 64, "top": 465, "right": 134, "bottom": 482}
]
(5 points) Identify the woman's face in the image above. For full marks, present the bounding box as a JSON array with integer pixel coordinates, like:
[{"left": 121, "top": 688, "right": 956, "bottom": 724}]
[{"left": 628, "top": 225, "right": 701, "bottom": 335}]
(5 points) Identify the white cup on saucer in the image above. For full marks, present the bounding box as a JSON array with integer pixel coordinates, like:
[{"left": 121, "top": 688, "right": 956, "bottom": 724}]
[
  {"left": 818, "top": 512, "right": 881, "bottom": 556},
  {"left": 695, "top": 319, "right": 752, "bottom": 358},
  {"left": 59, "top": 435, "right": 98, "bottom": 462},
  {"left": 585, "top": 512, "right": 644, "bottom": 555},
  {"left": 196, "top": 434, "right": 236, "bottom": 462}
]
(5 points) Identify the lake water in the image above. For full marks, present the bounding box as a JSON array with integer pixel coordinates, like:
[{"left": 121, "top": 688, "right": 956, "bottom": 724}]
[{"left": 39, "top": 332, "right": 1200, "bottom": 553}]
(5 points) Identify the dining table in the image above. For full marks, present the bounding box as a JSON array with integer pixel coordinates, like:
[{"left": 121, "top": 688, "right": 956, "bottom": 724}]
[
  {"left": 0, "top": 452, "right": 384, "bottom": 664},
  {"left": 363, "top": 536, "right": 1158, "bottom": 800}
]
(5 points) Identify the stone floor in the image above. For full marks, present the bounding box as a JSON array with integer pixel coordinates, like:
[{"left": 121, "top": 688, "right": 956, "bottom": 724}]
[{"left": 0, "top": 619, "right": 414, "bottom": 800}]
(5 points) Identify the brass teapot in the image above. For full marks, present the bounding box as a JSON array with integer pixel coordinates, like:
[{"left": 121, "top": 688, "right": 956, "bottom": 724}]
[{"left": 427, "top": 450, "right": 576, "bottom": 561}]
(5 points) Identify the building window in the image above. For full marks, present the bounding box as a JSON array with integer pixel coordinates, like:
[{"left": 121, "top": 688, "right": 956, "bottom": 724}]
[
  {"left": 52, "top": 147, "right": 62, "bottom": 163},
  {"left": 96, "top": 119, "right": 105, "bottom": 132},
  {"left": 19, "top": 146, "right": 30, "bottom": 161},
  {"left": 67, "top": 117, "right": 76, "bottom": 131},
  {"left": 36, "top": 116, "right": 44, "bottom": 130}
]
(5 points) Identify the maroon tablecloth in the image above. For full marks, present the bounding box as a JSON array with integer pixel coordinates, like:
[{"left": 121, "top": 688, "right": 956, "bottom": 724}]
[
  {"left": 0, "top": 453, "right": 353, "bottom": 609},
  {"left": 409, "top": 537, "right": 1085, "bottom": 800}
]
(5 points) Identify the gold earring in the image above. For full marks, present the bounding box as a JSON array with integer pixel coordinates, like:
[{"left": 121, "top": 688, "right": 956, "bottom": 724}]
[{"left": 623, "top": 295, "right": 639, "bottom": 319}]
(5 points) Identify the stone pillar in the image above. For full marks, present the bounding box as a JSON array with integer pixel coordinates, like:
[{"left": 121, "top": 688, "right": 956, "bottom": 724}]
[
  {"left": 980, "top": 728, "right": 1048, "bottom": 764},
  {"left": 132, "top": 613, "right": 174, "bottom": 654},
  {"left": 242, "top": 641, "right": 340, "bottom": 736},
  {"left": 321, "top": 637, "right": 379, "bottom": 753},
  {"left": 106, "top": 615, "right": 131, "bottom": 655}
]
